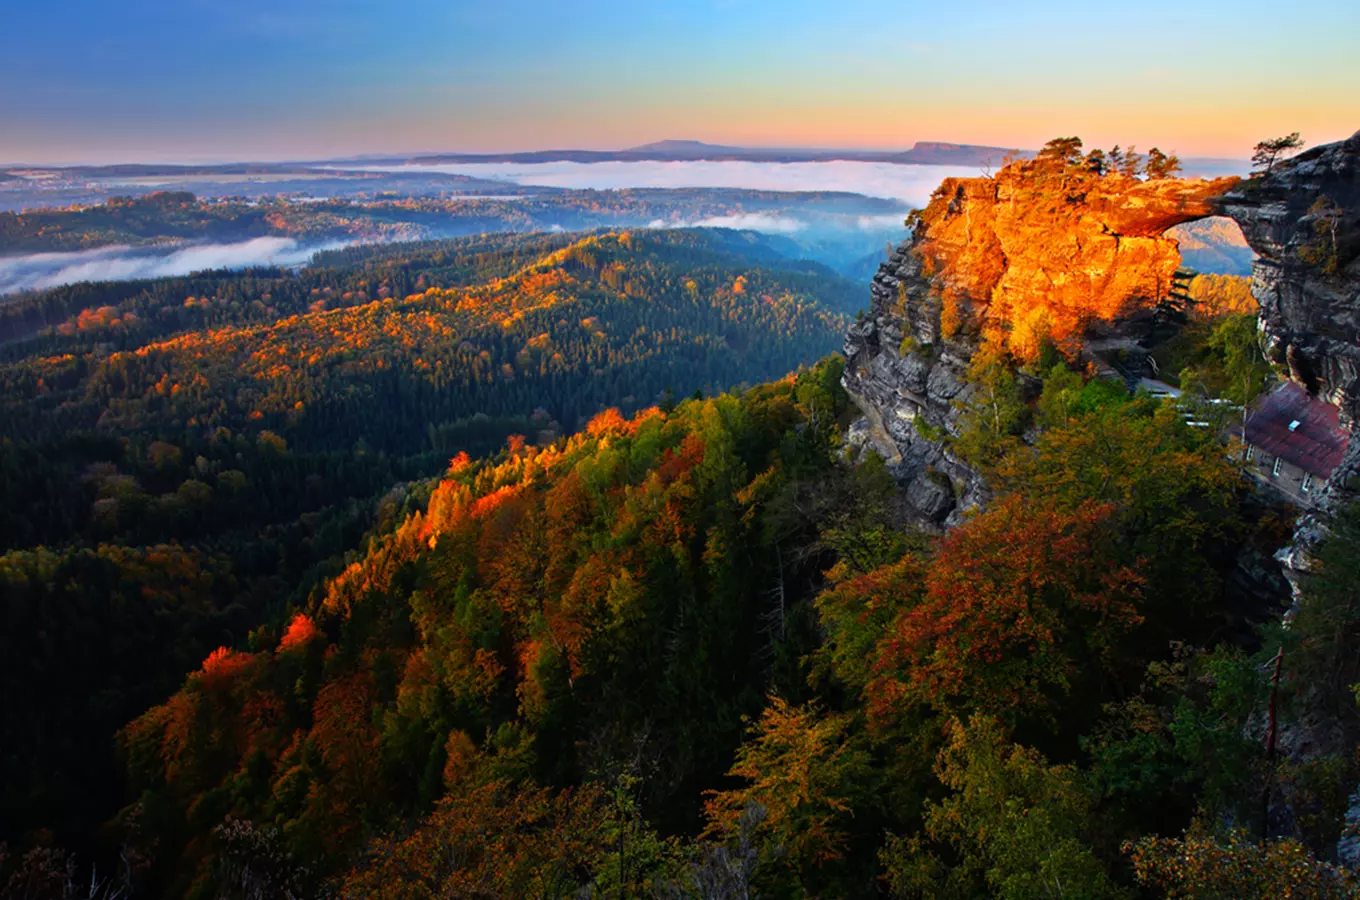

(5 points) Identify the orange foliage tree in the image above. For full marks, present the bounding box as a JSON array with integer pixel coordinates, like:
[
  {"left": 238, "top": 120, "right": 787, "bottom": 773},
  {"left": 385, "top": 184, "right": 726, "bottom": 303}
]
[
  {"left": 703, "top": 696, "right": 872, "bottom": 872},
  {"left": 340, "top": 780, "right": 618, "bottom": 899},
  {"left": 866, "top": 496, "right": 1143, "bottom": 728}
]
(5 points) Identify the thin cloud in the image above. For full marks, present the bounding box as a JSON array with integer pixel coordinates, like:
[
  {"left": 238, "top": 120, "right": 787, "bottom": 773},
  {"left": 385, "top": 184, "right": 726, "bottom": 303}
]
[{"left": 690, "top": 213, "right": 806, "bottom": 233}]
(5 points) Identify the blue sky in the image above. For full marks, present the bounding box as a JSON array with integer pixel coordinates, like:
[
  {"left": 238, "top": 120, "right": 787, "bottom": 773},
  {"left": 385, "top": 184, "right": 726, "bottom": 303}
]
[{"left": 3, "top": 0, "right": 1358, "bottom": 163}]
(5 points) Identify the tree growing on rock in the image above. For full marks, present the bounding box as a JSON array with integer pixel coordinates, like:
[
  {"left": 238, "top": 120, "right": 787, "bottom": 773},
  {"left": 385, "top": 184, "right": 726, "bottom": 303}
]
[
  {"left": 1251, "top": 133, "right": 1304, "bottom": 174},
  {"left": 1036, "top": 137, "right": 1085, "bottom": 171},
  {"left": 1119, "top": 145, "right": 1145, "bottom": 178},
  {"left": 1145, "top": 147, "right": 1182, "bottom": 179}
]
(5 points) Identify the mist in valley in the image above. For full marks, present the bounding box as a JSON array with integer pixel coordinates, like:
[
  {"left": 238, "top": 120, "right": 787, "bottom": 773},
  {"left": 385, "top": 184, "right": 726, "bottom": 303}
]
[{"left": 0, "top": 237, "right": 353, "bottom": 296}]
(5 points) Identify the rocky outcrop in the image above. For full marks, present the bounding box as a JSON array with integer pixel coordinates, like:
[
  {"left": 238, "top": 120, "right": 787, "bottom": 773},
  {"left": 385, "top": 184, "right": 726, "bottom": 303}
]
[
  {"left": 843, "top": 131, "right": 1360, "bottom": 853},
  {"left": 1220, "top": 131, "right": 1360, "bottom": 862},
  {"left": 842, "top": 241, "right": 988, "bottom": 529},
  {"left": 1219, "top": 131, "right": 1360, "bottom": 587},
  {"left": 842, "top": 155, "right": 1237, "bottom": 526},
  {"left": 1221, "top": 131, "right": 1360, "bottom": 420},
  {"left": 902, "top": 165, "right": 1237, "bottom": 360},
  {"left": 843, "top": 134, "right": 1360, "bottom": 535}
]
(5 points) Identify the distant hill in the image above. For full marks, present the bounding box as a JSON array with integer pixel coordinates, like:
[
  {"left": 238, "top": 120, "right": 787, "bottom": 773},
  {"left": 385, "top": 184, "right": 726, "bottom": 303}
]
[
  {"left": 626, "top": 139, "right": 754, "bottom": 157},
  {"left": 895, "top": 141, "right": 1030, "bottom": 166},
  {"left": 1166, "top": 216, "right": 1255, "bottom": 275},
  {"left": 376, "top": 141, "right": 1247, "bottom": 175},
  {"left": 397, "top": 139, "right": 1036, "bottom": 167}
]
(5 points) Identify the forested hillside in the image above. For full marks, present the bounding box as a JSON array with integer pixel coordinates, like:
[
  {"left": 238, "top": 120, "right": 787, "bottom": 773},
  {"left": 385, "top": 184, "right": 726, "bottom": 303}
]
[
  {"left": 102, "top": 352, "right": 1360, "bottom": 898},
  {"left": 0, "top": 229, "right": 859, "bottom": 863},
  {"left": 4, "top": 141, "right": 1357, "bottom": 900}
]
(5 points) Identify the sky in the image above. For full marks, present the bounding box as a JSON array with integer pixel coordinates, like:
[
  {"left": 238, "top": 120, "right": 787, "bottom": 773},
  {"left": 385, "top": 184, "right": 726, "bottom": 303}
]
[{"left": 3, "top": 0, "right": 1358, "bottom": 165}]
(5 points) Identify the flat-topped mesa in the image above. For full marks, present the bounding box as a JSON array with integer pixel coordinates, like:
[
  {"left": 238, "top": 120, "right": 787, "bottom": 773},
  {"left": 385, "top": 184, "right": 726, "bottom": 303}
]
[{"left": 843, "top": 151, "right": 1238, "bottom": 527}]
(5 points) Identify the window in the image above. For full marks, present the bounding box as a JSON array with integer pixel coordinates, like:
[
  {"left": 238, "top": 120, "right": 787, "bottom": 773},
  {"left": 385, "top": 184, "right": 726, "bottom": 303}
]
[
  {"left": 1302, "top": 472, "right": 1313, "bottom": 493},
  {"left": 1272, "top": 457, "right": 1283, "bottom": 477}
]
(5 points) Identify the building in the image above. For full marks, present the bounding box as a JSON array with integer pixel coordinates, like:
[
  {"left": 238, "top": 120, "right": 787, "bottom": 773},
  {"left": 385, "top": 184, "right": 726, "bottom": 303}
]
[{"left": 1242, "top": 382, "right": 1351, "bottom": 507}]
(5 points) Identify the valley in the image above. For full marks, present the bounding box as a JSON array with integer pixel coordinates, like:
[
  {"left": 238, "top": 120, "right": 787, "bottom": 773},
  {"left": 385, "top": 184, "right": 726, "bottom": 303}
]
[{"left": 2, "top": 3, "right": 1356, "bottom": 889}]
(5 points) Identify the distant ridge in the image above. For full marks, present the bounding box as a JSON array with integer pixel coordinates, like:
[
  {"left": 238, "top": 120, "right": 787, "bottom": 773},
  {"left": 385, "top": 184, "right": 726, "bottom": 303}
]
[
  {"left": 896, "top": 141, "right": 1030, "bottom": 165},
  {"left": 391, "top": 140, "right": 1034, "bottom": 168},
  {"left": 625, "top": 139, "right": 753, "bottom": 157},
  {"left": 15, "top": 144, "right": 1247, "bottom": 177}
]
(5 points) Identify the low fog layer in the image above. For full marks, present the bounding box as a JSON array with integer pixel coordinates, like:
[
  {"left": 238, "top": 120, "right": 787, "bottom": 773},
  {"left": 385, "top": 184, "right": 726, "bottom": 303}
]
[
  {"left": 353, "top": 160, "right": 985, "bottom": 205},
  {"left": 644, "top": 212, "right": 911, "bottom": 234},
  {"left": 0, "top": 237, "right": 346, "bottom": 295}
]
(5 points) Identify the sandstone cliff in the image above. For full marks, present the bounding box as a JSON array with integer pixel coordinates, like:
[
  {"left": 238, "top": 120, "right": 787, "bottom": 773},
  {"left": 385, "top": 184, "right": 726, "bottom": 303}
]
[
  {"left": 1219, "top": 131, "right": 1360, "bottom": 581},
  {"left": 843, "top": 130, "right": 1360, "bottom": 854},
  {"left": 844, "top": 133, "right": 1360, "bottom": 535},
  {"left": 1218, "top": 131, "right": 1360, "bottom": 857},
  {"left": 843, "top": 153, "right": 1238, "bottom": 527}
]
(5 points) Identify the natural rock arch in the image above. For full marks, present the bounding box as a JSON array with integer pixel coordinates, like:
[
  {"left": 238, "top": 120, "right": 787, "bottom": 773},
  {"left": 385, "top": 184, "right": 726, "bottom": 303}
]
[{"left": 901, "top": 162, "right": 1240, "bottom": 360}]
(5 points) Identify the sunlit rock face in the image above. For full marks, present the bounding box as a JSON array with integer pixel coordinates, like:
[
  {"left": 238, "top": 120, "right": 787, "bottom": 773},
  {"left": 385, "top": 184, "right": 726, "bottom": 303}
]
[
  {"left": 842, "top": 154, "right": 1238, "bottom": 528},
  {"left": 913, "top": 165, "right": 1238, "bottom": 360},
  {"left": 843, "top": 134, "right": 1360, "bottom": 534}
]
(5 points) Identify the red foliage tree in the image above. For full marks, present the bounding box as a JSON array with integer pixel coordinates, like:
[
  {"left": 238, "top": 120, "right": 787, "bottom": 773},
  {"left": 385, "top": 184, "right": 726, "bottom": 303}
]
[
  {"left": 867, "top": 496, "right": 1143, "bottom": 727},
  {"left": 277, "top": 613, "right": 319, "bottom": 653}
]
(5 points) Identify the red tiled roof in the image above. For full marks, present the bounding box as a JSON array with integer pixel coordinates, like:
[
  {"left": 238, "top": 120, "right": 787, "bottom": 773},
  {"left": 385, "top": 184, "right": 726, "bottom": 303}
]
[{"left": 1244, "top": 382, "right": 1350, "bottom": 478}]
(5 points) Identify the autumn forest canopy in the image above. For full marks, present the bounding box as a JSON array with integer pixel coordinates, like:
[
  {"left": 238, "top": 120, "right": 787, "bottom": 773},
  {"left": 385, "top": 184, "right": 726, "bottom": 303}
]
[{"left": 3, "top": 129, "right": 1359, "bottom": 900}]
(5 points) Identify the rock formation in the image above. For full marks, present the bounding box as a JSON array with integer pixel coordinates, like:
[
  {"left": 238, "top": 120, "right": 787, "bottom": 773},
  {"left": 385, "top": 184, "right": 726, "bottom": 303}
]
[
  {"left": 842, "top": 239, "right": 986, "bottom": 528},
  {"left": 1218, "top": 131, "right": 1360, "bottom": 861},
  {"left": 1221, "top": 133, "right": 1360, "bottom": 415},
  {"left": 1218, "top": 131, "right": 1360, "bottom": 584},
  {"left": 844, "top": 129, "right": 1360, "bottom": 854},
  {"left": 843, "top": 152, "right": 1238, "bottom": 527}
]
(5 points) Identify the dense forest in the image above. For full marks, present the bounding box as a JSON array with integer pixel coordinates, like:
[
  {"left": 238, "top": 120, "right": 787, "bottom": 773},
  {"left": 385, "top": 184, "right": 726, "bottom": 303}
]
[
  {"left": 74, "top": 345, "right": 1360, "bottom": 898},
  {"left": 6, "top": 244, "right": 1358, "bottom": 896},
  {"left": 2, "top": 182, "right": 1356, "bottom": 897},
  {"left": 0, "top": 228, "right": 862, "bottom": 873}
]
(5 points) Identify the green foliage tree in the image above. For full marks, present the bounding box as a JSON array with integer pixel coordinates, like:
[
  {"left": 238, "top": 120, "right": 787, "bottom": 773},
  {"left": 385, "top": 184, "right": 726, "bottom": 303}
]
[
  {"left": 1085, "top": 647, "right": 1265, "bottom": 840},
  {"left": 1119, "top": 145, "right": 1145, "bottom": 178},
  {"left": 1179, "top": 313, "right": 1273, "bottom": 406},
  {"left": 1035, "top": 363, "right": 1085, "bottom": 430},
  {"left": 882, "top": 715, "right": 1125, "bottom": 899},
  {"left": 1036, "top": 137, "right": 1085, "bottom": 171},
  {"left": 994, "top": 399, "right": 1242, "bottom": 646},
  {"left": 952, "top": 347, "right": 1029, "bottom": 466},
  {"left": 703, "top": 696, "right": 874, "bottom": 887}
]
